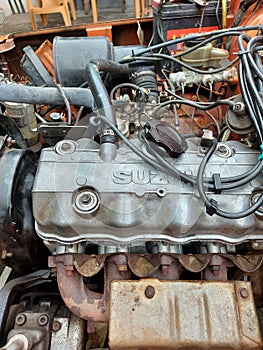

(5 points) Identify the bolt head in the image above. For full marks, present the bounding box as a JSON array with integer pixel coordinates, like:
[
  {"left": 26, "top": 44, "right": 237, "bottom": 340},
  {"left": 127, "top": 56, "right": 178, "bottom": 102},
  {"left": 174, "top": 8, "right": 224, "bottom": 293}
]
[
  {"left": 52, "top": 320, "right": 62, "bottom": 332},
  {"left": 16, "top": 313, "right": 26, "bottom": 326},
  {"left": 145, "top": 285, "right": 155, "bottom": 299},
  {"left": 38, "top": 314, "right": 49, "bottom": 326},
  {"left": 240, "top": 288, "right": 249, "bottom": 298}
]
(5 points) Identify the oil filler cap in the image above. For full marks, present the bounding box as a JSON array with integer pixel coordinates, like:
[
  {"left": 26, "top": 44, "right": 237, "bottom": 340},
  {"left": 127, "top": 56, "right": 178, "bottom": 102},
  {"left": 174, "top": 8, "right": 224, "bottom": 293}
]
[{"left": 144, "top": 119, "right": 187, "bottom": 157}]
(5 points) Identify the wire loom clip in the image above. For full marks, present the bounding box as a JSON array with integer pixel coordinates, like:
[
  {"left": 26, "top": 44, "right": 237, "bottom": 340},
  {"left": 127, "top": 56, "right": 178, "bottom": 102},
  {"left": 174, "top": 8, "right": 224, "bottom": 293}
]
[
  {"left": 212, "top": 173, "right": 222, "bottom": 194},
  {"left": 206, "top": 199, "right": 218, "bottom": 216}
]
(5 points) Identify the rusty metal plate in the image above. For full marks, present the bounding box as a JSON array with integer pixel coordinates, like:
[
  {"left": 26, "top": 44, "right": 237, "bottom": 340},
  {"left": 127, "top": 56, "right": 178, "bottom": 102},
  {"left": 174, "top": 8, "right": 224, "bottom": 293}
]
[{"left": 109, "top": 279, "right": 262, "bottom": 350}]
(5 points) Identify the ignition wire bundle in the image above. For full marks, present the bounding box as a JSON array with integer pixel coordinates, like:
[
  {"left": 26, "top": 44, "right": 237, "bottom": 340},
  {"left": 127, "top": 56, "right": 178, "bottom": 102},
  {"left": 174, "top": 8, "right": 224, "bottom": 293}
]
[{"left": 108, "top": 27, "right": 263, "bottom": 219}]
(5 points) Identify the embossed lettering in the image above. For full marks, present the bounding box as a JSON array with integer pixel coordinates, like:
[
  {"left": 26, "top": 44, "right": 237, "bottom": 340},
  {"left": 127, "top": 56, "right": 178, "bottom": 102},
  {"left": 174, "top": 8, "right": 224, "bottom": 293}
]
[
  {"left": 132, "top": 170, "right": 149, "bottom": 185},
  {"left": 112, "top": 170, "right": 132, "bottom": 184},
  {"left": 112, "top": 168, "right": 176, "bottom": 185}
]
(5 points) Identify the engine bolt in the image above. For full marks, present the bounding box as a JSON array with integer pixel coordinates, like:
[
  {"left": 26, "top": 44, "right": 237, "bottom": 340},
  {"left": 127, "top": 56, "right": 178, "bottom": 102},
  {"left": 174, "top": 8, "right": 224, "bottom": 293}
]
[
  {"left": 52, "top": 320, "right": 62, "bottom": 332},
  {"left": 74, "top": 190, "right": 100, "bottom": 214},
  {"left": 80, "top": 193, "right": 92, "bottom": 205},
  {"left": 145, "top": 285, "right": 155, "bottom": 299},
  {"left": 55, "top": 140, "right": 76, "bottom": 155},
  {"left": 240, "top": 288, "right": 249, "bottom": 299},
  {"left": 16, "top": 313, "right": 26, "bottom": 326},
  {"left": 38, "top": 314, "right": 49, "bottom": 326},
  {"left": 61, "top": 142, "right": 70, "bottom": 150}
]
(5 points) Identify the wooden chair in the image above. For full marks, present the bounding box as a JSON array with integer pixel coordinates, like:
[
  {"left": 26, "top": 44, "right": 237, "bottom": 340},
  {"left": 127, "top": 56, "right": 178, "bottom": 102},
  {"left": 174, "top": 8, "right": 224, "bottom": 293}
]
[
  {"left": 135, "top": 0, "right": 152, "bottom": 18},
  {"left": 27, "top": 0, "right": 76, "bottom": 30},
  {"left": 85, "top": 0, "right": 98, "bottom": 22},
  {"left": 84, "top": 0, "right": 125, "bottom": 23}
]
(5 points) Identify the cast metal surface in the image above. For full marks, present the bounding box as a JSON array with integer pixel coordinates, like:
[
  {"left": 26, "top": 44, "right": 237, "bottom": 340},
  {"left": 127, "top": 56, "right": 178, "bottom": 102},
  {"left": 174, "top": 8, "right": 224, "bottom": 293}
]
[
  {"left": 5, "top": 312, "right": 51, "bottom": 349},
  {"left": 48, "top": 253, "right": 263, "bottom": 324},
  {"left": 33, "top": 138, "right": 263, "bottom": 245},
  {"left": 50, "top": 314, "right": 86, "bottom": 349},
  {"left": 109, "top": 279, "right": 262, "bottom": 349},
  {"left": 0, "top": 270, "right": 51, "bottom": 347}
]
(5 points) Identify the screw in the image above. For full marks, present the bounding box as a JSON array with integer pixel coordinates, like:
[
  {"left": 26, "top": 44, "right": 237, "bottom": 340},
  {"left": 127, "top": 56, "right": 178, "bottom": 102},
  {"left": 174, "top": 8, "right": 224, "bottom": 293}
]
[
  {"left": 16, "top": 313, "right": 26, "bottom": 326},
  {"left": 38, "top": 314, "right": 49, "bottom": 326},
  {"left": 145, "top": 285, "right": 155, "bottom": 299},
  {"left": 240, "top": 288, "right": 249, "bottom": 298},
  {"left": 52, "top": 320, "right": 62, "bottom": 332}
]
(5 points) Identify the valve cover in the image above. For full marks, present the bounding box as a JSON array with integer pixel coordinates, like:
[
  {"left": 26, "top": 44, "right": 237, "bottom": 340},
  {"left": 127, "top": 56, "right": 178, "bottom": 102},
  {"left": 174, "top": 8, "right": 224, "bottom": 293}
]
[{"left": 32, "top": 138, "right": 263, "bottom": 245}]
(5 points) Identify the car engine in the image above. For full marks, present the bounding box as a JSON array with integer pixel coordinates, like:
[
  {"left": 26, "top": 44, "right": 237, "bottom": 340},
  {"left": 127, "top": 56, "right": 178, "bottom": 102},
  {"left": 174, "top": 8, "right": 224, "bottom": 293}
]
[{"left": 1, "top": 0, "right": 263, "bottom": 349}]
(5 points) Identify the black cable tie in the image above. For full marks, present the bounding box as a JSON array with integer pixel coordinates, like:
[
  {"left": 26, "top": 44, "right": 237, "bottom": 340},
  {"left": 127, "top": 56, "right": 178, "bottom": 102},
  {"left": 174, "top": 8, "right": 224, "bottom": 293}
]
[
  {"left": 213, "top": 173, "right": 222, "bottom": 194},
  {"left": 206, "top": 199, "right": 218, "bottom": 216}
]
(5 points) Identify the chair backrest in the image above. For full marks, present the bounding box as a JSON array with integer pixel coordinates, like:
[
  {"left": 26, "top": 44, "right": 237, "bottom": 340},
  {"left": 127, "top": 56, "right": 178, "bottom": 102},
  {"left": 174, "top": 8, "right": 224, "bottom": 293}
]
[
  {"left": 26, "top": 0, "right": 33, "bottom": 10},
  {"left": 41, "top": 0, "right": 61, "bottom": 7},
  {"left": 27, "top": 0, "right": 62, "bottom": 9}
]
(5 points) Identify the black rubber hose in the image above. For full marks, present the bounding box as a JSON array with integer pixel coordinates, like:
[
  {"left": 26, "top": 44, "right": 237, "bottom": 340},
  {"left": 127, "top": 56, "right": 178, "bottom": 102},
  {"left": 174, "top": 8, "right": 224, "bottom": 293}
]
[
  {"left": 197, "top": 138, "right": 218, "bottom": 208},
  {"left": 132, "top": 68, "right": 158, "bottom": 103},
  {"left": 86, "top": 59, "right": 129, "bottom": 127},
  {"left": 94, "top": 115, "right": 176, "bottom": 174},
  {"left": 171, "top": 31, "right": 243, "bottom": 59},
  {"left": 238, "top": 61, "right": 263, "bottom": 141},
  {"left": 127, "top": 54, "right": 240, "bottom": 75},
  {"left": 238, "top": 34, "right": 263, "bottom": 141},
  {"left": 150, "top": 98, "right": 235, "bottom": 120},
  {"left": 95, "top": 114, "right": 263, "bottom": 199},
  {"left": 247, "top": 36, "right": 263, "bottom": 83},
  {"left": 238, "top": 36, "right": 263, "bottom": 119},
  {"left": 110, "top": 83, "right": 146, "bottom": 101},
  {"left": 0, "top": 84, "right": 95, "bottom": 107},
  {"left": 126, "top": 25, "right": 261, "bottom": 58}
]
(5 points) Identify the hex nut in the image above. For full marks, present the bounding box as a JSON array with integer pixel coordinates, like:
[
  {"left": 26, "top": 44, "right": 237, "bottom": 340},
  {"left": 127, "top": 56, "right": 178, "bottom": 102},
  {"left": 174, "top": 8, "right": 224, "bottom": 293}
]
[{"left": 73, "top": 189, "right": 100, "bottom": 214}]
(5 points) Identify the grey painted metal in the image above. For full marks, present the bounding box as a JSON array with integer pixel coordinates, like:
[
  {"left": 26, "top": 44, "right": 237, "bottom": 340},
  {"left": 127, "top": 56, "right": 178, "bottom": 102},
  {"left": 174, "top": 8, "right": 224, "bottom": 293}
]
[{"left": 32, "top": 137, "right": 263, "bottom": 246}]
